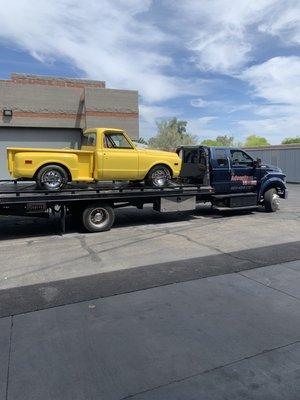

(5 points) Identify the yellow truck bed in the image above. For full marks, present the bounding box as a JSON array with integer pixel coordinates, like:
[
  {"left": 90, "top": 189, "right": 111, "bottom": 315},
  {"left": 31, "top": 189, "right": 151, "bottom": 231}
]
[{"left": 7, "top": 147, "right": 95, "bottom": 181}]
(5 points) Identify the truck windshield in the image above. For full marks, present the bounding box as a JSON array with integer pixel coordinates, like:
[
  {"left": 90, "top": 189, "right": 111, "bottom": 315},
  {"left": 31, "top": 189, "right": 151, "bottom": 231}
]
[{"left": 104, "top": 133, "right": 133, "bottom": 149}]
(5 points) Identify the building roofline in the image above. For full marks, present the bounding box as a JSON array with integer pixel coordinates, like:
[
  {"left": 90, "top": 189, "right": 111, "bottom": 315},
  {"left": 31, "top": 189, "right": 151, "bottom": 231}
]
[
  {"left": 11, "top": 73, "right": 105, "bottom": 86},
  {"left": 244, "top": 144, "right": 300, "bottom": 150}
]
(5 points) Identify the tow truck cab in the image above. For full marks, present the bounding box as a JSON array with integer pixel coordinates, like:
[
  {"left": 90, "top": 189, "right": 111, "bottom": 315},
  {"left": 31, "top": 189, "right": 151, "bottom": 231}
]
[{"left": 177, "top": 145, "right": 287, "bottom": 211}]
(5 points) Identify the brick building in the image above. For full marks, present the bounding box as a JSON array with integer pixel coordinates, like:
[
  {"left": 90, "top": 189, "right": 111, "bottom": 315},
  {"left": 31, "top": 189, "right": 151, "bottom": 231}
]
[{"left": 0, "top": 73, "right": 139, "bottom": 178}]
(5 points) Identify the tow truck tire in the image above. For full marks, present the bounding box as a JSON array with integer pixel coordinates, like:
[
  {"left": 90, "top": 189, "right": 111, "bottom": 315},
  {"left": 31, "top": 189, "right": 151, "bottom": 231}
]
[
  {"left": 82, "top": 204, "right": 115, "bottom": 232},
  {"left": 36, "top": 164, "right": 68, "bottom": 190},
  {"left": 264, "top": 188, "right": 280, "bottom": 212},
  {"left": 146, "top": 165, "right": 171, "bottom": 187}
]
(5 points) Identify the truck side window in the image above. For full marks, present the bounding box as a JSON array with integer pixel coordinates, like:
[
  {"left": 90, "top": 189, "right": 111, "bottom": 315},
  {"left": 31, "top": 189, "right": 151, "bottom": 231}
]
[
  {"left": 82, "top": 133, "right": 96, "bottom": 146},
  {"left": 231, "top": 150, "right": 253, "bottom": 167},
  {"left": 215, "top": 149, "right": 228, "bottom": 167},
  {"left": 104, "top": 133, "right": 133, "bottom": 149}
]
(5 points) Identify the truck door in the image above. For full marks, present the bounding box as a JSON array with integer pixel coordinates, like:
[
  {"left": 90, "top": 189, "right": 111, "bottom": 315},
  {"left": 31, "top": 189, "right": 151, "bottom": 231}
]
[
  {"left": 210, "top": 148, "right": 231, "bottom": 193},
  {"left": 101, "top": 131, "right": 139, "bottom": 180},
  {"left": 229, "top": 149, "right": 257, "bottom": 192}
]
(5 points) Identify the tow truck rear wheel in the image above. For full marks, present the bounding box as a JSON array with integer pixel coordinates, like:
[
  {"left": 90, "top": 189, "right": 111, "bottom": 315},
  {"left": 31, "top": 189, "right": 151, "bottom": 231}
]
[
  {"left": 264, "top": 188, "right": 280, "bottom": 212},
  {"left": 82, "top": 204, "right": 115, "bottom": 232}
]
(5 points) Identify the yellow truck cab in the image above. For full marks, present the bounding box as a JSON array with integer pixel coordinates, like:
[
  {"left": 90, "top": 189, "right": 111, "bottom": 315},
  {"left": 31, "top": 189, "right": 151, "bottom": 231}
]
[{"left": 7, "top": 128, "right": 182, "bottom": 190}]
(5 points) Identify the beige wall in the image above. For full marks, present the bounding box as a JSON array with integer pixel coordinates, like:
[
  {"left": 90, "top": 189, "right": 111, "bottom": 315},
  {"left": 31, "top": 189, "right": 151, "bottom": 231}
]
[{"left": 0, "top": 74, "right": 139, "bottom": 139}]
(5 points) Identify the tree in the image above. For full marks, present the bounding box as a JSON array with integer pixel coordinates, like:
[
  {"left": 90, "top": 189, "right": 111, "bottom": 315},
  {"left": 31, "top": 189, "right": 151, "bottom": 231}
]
[
  {"left": 135, "top": 137, "right": 148, "bottom": 145},
  {"left": 200, "top": 135, "right": 234, "bottom": 147},
  {"left": 215, "top": 135, "right": 235, "bottom": 146},
  {"left": 282, "top": 136, "right": 300, "bottom": 144},
  {"left": 148, "top": 118, "right": 197, "bottom": 151},
  {"left": 243, "top": 135, "right": 270, "bottom": 147},
  {"left": 201, "top": 139, "right": 219, "bottom": 146}
]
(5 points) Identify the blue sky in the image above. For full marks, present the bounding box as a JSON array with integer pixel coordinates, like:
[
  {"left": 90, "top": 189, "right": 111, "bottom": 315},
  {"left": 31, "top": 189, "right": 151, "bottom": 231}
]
[{"left": 0, "top": 0, "right": 300, "bottom": 143}]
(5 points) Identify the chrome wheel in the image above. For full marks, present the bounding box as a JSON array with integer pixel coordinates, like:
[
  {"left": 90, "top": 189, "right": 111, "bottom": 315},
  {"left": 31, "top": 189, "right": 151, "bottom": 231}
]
[
  {"left": 82, "top": 204, "right": 115, "bottom": 232},
  {"left": 42, "top": 170, "right": 63, "bottom": 189},
  {"left": 151, "top": 168, "right": 171, "bottom": 187},
  {"left": 271, "top": 193, "right": 280, "bottom": 210},
  {"left": 264, "top": 188, "right": 280, "bottom": 212},
  {"left": 36, "top": 164, "right": 68, "bottom": 190},
  {"left": 88, "top": 208, "right": 109, "bottom": 229}
]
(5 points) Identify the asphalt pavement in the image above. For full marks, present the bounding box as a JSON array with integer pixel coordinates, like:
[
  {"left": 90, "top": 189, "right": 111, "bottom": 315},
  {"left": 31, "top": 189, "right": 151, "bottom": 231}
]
[
  {"left": 0, "top": 184, "right": 299, "bottom": 399},
  {"left": 1, "top": 260, "right": 300, "bottom": 400}
]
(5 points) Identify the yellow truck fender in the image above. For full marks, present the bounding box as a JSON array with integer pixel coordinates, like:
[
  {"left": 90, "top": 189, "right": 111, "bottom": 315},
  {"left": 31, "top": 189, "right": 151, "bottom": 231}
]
[
  {"left": 146, "top": 161, "right": 174, "bottom": 176},
  {"left": 139, "top": 159, "right": 181, "bottom": 180},
  {"left": 13, "top": 152, "right": 80, "bottom": 180}
]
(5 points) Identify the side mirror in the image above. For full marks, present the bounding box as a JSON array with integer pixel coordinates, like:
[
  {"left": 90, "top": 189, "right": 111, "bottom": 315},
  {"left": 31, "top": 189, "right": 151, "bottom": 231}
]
[{"left": 253, "top": 158, "right": 262, "bottom": 167}]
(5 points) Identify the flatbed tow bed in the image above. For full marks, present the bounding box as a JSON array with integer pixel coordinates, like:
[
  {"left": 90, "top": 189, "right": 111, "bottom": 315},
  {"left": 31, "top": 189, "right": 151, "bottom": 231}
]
[{"left": 0, "top": 180, "right": 215, "bottom": 233}]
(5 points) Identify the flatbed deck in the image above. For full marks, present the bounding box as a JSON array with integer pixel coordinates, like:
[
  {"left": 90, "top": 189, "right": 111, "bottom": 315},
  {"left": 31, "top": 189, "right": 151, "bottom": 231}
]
[
  {"left": 0, "top": 181, "right": 215, "bottom": 233},
  {"left": 0, "top": 181, "right": 214, "bottom": 205}
]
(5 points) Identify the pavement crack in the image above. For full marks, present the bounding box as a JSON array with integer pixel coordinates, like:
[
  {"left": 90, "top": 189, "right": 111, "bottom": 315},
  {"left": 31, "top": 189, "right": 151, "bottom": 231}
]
[
  {"left": 283, "top": 264, "right": 300, "bottom": 273},
  {"left": 77, "top": 236, "right": 102, "bottom": 263},
  {"left": 167, "top": 231, "right": 203, "bottom": 248},
  {"left": 5, "top": 316, "right": 13, "bottom": 400},
  {"left": 93, "top": 232, "right": 168, "bottom": 256},
  {"left": 238, "top": 272, "right": 300, "bottom": 301},
  {"left": 171, "top": 231, "right": 261, "bottom": 268},
  {"left": 119, "top": 339, "right": 300, "bottom": 399}
]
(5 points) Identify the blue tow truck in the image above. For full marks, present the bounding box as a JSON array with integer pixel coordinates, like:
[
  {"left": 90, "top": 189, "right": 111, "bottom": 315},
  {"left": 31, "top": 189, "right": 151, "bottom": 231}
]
[
  {"left": 0, "top": 145, "right": 287, "bottom": 233},
  {"left": 177, "top": 145, "right": 287, "bottom": 212}
]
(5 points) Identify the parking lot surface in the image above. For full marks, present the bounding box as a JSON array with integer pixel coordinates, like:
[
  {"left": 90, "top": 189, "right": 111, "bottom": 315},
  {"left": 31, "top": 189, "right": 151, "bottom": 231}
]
[
  {"left": 0, "top": 186, "right": 299, "bottom": 278},
  {"left": 1, "top": 260, "right": 300, "bottom": 400},
  {"left": 0, "top": 184, "right": 299, "bottom": 399}
]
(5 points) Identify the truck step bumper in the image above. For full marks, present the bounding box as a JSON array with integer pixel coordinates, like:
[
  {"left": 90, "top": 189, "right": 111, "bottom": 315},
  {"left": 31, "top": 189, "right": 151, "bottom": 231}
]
[
  {"left": 213, "top": 205, "right": 258, "bottom": 211},
  {"left": 212, "top": 193, "right": 258, "bottom": 208}
]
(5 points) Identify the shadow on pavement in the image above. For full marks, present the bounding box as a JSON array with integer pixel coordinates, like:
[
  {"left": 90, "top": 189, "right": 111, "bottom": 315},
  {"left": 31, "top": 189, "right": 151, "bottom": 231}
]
[
  {"left": 0, "top": 240, "right": 299, "bottom": 318},
  {"left": 0, "top": 205, "right": 256, "bottom": 241}
]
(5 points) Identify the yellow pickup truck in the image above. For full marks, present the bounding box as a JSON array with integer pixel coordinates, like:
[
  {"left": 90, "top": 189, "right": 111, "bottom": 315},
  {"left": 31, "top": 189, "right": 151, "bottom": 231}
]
[{"left": 7, "top": 128, "right": 182, "bottom": 190}]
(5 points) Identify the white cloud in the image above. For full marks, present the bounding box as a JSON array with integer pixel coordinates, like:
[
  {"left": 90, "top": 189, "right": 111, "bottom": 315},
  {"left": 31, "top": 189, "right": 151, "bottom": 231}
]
[
  {"left": 0, "top": 0, "right": 196, "bottom": 103},
  {"left": 189, "top": 29, "right": 251, "bottom": 74},
  {"left": 168, "top": 0, "right": 276, "bottom": 73},
  {"left": 236, "top": 56, "right": 300, "bottom": 142},
  {"left": 195, "top": 116, "right": 217, "bottom": 126},
  {"left": 259, "top": 6, "right": 300, "bottom": 45},
  {"left": 238, "top": 116, "right": 300, "bottom": 144},
  {"left": 139, "top": 104, "right": 179, "bottom": 138},
  {"left": 140, "top": 107, "right": 219, "bottom": 140},
  {"left": 190, "top": 98, "right": 209, "bottom": 108},
  {"left": 186, "top": 116, "right": 219, "bottom": 138},
  {"left": 240, "top": 56, "right": 300, "bottom": 105},
  {"left": 191, "top": 98, "right": 255, "bottom": 115},
  {"left": 167, "top": 0, "right": 300, "bottom": 75},
  {"left": 252, "top": 104, "right": 299, "bottom": 118}
]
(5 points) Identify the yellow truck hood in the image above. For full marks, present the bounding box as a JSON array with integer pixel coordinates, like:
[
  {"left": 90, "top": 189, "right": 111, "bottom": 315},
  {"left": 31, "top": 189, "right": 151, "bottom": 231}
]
[{"left": 138, "top": 148, "right": 178, "bottom": 158}]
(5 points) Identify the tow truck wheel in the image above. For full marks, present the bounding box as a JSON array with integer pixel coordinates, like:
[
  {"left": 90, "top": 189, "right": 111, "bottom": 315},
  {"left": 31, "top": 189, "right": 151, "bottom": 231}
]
[
  {"left": 264, "top": 188, "right": 280, "bottom": 212},
  {"left": 36, "top": 164, "right": 68, "bottom": 190},
  {"left": 146, "top": 165, "right": 171, "bottom": 187},
  {"left": 82, "top": 204, "right": 115, "bottom": 232}
]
